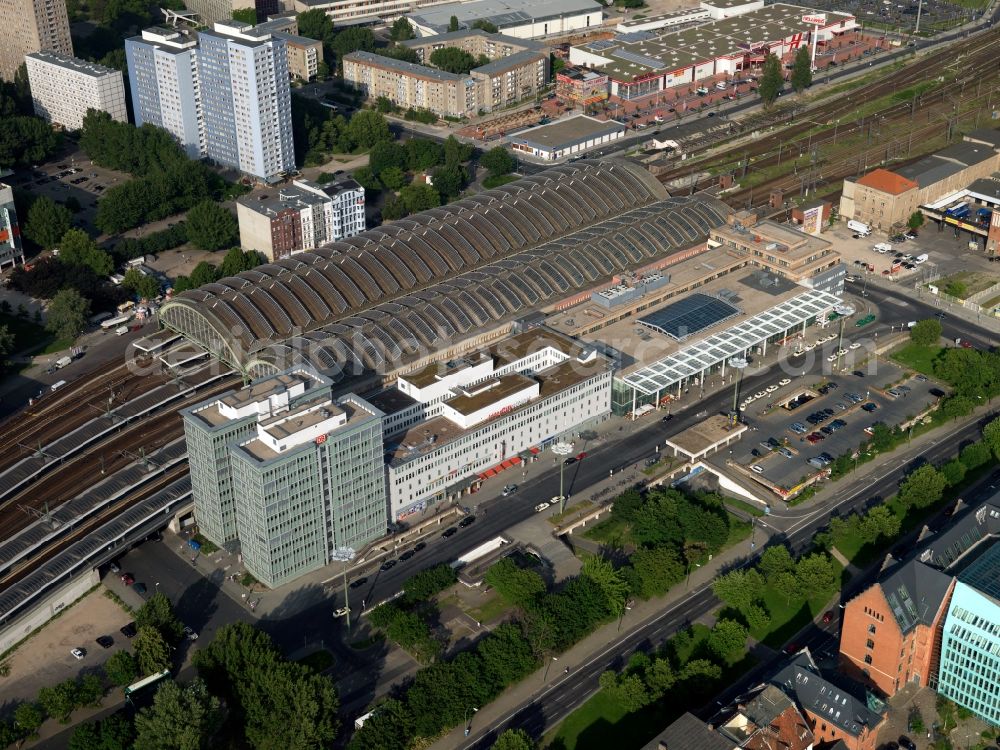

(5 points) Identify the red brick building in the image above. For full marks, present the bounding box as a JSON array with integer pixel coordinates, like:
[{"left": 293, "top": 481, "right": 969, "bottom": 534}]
[{"left": 839, "top": 560, "right": 954, "bottom": 698}]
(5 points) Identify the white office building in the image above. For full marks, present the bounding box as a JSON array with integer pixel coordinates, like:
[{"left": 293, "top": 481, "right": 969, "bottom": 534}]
[
  {"left": 374, "top": 329, "right": 613, "bottom": 521},
  {"left": 125, "top": 27, "right": 205, "bottom": 159},
  {"left": 197, "top": 21, "right": 295, "bottom": 182},
  {"left": 25, "top": 51, "right": 126, "bottom": 130}
]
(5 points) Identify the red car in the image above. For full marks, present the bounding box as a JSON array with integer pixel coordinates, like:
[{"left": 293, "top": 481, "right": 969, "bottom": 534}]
[
  {"left": 822, "top": 610, "right": 836, "bottom": 623},
  {"left": 120, "top": 573, "right": 134, "bottom": 586},
  {"left": 576, "top": 452, "right": 587, "bottom": 461}
]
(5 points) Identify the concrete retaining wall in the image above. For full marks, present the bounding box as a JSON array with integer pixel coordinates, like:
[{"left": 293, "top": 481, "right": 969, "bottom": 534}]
[{"left": 0, "top": 571, "right": 100, "bottom": 655}]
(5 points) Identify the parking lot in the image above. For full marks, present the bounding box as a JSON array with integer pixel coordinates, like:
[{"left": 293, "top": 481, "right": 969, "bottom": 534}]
[
  {"left": 827, "top": 222, "right": 998, "bottom": 290},
  {"left": 726, "top": 361, "right": 942, "bottom": 493}
]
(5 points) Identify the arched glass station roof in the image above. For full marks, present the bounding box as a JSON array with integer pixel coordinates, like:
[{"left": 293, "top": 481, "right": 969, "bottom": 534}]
[{"left": 159, "top": 159, "right": 731, "bottom": 374}]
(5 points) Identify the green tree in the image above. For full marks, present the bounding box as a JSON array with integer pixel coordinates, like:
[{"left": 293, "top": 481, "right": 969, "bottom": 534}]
[
  {"left": 14, "top": 703, "right": 44, "bottom": 738},
  {"left": 390, "top": 17, "right": 415, "bottom": 40},
  {"left": 352, "top": 166, "right": 382, "bottom": 192},
  {"left": 59, "top": 229, "right": 114, "bottom": 276},
  {"left": 707, "top": 618, "right": 748, "bottom": 662},
  {"left": 69, "top": 715, "right": 134, "bottom": 750},
  {"left": 477, "top": 623, "right": 537, "bottom": 689},
  {"left": 772, "top": 570, "right": 800, "bottom": 606},
  {"left": 231, "top": 7, "right": 257, "bottom": 22},
  {"left": 0, "top": 117, "right": 62, "bottom": 168},
  {"left": 346, "top": 698, "right": 413, "bottom": 750},
  {"left": 983, "top": 416, "right": 1000, "bottom": 458},
  {"left": 104, "top": 650, "right": 139, "bottom": 687},
  {"left": 400, "top": 183, "right": 440, "bottom": 213},
  {"left": 368, "top": 140, "right": 408, "bottom": 175},
  {"left": 480, "top": 146, "right": 515, "bottom": 176},
  {"left": 758, "top": 53, "right": 784, "bottom": 109},
  {"left": 381, "top": 193, "right": 407, "bottom": 221},
  {"left": 908, "top": 211, "right": 925, "bottom": 230},
  {"left": 429, "top": 47, "right": 479, "bottom": 74},
  {"left": 331, "top": 27, "right": 376, "bottom": 61},
  {"left": 122, "top": 268, "right": 161, "bottom": 300},
  {"left": 858, "top": 505, "right": 901, "bottom": 543},
  {"left": 491, "top": 728, "right": 535, "bottom": 750},
  {"left": 380, "top": 167, "right": 407, "bottom": 191},
  {"left": 38, "top": 680, "right": 79, "bottom": 723},
  {"left": 941, "top": 458, "right": 967, "bottom": 487},
  {"left": 134, "top": 625, "right": 172, "bottom": 674},
  {"left": 134, "top": 679, "right": 222, "bottom": 750},
  {"left": 185, "top": 201, "right": 238, "bottom": 251},
  {"left": 448, "top": 14, "right": 459, "bottom": 31},
  {"left": 711, "top": 568, "right": 764, "bottom": 612},
  {"left": 430, "top": 164, "right": 466, "bottom": 199},
  {"left": 346, "top": 110, "right": 392, "bottom": 149},
  {"left": 910, "top": 318, "right": 942, "bottom": 346},
  {"left": 189, "top": 261, "right": 220, "bottom": 288},
  {"left": 24, "top": 196, "right": 72, "bottom": 249},
  {"left": 76, "top": 674, "right": 104, "bottom": 707},
  {"left": 960, "top": 441, "right": 992, "bottom": 469},
  {"left": 406, "top": 138, "right": 444, "bottom": 171},
  {"left": 401, "top": 563, "right": 457, "bottom": 604},
  {"left": 218, "top": 247, "right": 263, "bottom": 278},
  {"left": 599, "top": 670, "right": 650, "bottom": 711},
  {"left": 744, "top": 603, "right": 771, "bottom": 634},
  {"left": 136, "top": 592, "right": 184, "bottom": 643},
  {"left": 790, "top": 45, "right": 812, "bottom": 92},
  {"left": 758, "top": 544, "right": 795, "bottom": 583},
  {"left": 898, "top": 464, "right": 947, "bottom": 509},
  {"left": 297, "top": 9, "right": 337, "bottom": 54},
  {"left": 795, "top": 553, "right": 837, "bottom": 593},
  {"left": 45, "top": 288, "right": 91, "bottom": 341},
  {"left": 0, "top": 324, "right": 14, "bottom": 362},
  {"left": 471, "top": 19, "right": 498, "bottom": 32},
  {"left": 940, "top": 393, "right": 975, "bottom": 422},
  {"left": 484, "top": 558, "right": 546, "bottom": 608},
  {"left": 629, "top": 546, "right": 684, "bottom": 598},
  {"left": 443, "top": 134, "right": 473, "bottom": 165},
  {"left": 582, "top": 557, "right": 629, "bottom": 616},
  {"left": 944, "top": 280, "right": 967, "bottom": 298}
]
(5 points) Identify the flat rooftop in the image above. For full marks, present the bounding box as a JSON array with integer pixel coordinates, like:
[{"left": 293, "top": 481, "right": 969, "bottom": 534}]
[
  {"left": 258, "top": 400, "right": 344, "bottom": 442},
  {"left": 238, "top": 400, "right": 369, "bottom": 462},
  {"left": 388, "top": 356, "right": 608, "bottom": 466},
  {"left": 409, "top": 0, "right": 601, "bottom": 30},
  {"left": 666, "top": 414, "right": 748, "bottom": 457},
  {"left": 25, "top": 50, "right": 120, "bottom": 78},
  {"left": 511, "top": 115, "right": 625, "bottom": 151},
  {"left": 445, "top": 373, "right": 536, "bottom": 416},
  {"left": 343, "top": 50, "right": 466, "bottom": 82},
  {"left": 220, "top": 371, "right": 315, "bottom": 410},
  {"left": 712, "top": 219, "right": 832, "bottom": 262},
  {"left": 367, "top": 387, "right": 418, "bottom": 416}
]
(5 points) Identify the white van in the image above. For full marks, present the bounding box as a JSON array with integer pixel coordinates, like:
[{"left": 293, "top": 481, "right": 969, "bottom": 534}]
[
  {"left": 847, "top": 220, "right": 871, "bottom": 236},
  {"left": 914, "top": 254, "right": 928, "bottom": 264},
  {"left": 715, "top": 81, "right": 728, "bottom": 90},
  {"left": 873, "top": 243, "right": 892, "bottom": 254}
]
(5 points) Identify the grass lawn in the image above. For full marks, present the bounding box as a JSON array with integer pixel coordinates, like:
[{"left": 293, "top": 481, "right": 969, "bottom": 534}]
[
  {"left": 0, "top": 312, "right": 50, "bottom": 354},
  {"left": 751, "top": 560, "right": 844, "bottom": 648},
  {"left": 726, "top": 518, "right": 752, "bottom": 549},
  {"left": 723, "top": 497, "right": 766, "bottom": 517},
  {"left": 892, "top": 342, "right": 944, "bottom": 376},
  {"left": 467, "top": 591, "right": 509, "bottom": 624},
  {"left": 296, "top": 649, "right": 334, "bottom": 672},
  {"left": 482, "top": 174, "right": 518, "bottom": 189},
  {"left": 547, "top": 501, "right": 594, "bottom": 526},
  {"left": 582, "top": 515, "right": 631, "bottom": 545},
  {"left": 932, "top": 271, "right": 1000, "bottom": 299}
]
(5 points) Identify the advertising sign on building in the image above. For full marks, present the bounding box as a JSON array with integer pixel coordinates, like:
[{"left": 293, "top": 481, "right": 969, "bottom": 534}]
[
  {"left": 802, "top": 13, "right": 827, "bottom": 24},
  {"left": 802, "top": 205, "right": 824, "bottom": 234}
]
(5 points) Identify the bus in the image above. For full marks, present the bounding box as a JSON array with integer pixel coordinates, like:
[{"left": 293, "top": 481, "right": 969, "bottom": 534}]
[
  {"left": 101, "top": 314, "right": 132, "bottom": 330},
  {"left": 124, "top": 670, "right": 170, "bottom": 700}
]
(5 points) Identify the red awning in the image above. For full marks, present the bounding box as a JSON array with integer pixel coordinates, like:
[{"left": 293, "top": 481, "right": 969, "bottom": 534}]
[
  {"left": 510, "top": 456, "right": 522, "bottom": 465},
  {"left": 529, "top": 447, "right": 540, "bottom": 455}
]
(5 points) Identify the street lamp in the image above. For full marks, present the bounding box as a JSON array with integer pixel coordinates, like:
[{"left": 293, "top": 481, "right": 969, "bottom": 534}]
[
  {"left": 729, "top": 356, "right": 749, "bottom": 420},
  {"left": 543, "top": 655, "right": 558, "bottom": 682},
  {"left": 464, "top": 706, "right": 479, "bottom": 736},
  {"left": 551, "top": 441, "right": 573, "bottom": 514},
  {"left": 331, "top": 546, "right": 356, "bottom": 635},
  {"left": 834, "top": 305, "right": 854, "bottom": 369}
]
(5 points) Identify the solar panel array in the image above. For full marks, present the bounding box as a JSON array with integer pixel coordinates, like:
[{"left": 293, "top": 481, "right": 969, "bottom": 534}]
[{"left": 638, "top": 293, "right": 740, "bottom": 341}]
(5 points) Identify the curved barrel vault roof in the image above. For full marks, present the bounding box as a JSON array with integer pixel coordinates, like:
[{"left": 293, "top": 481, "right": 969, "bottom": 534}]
[{"left": 159, "top": 159, "right": 730, "bottom": 374}]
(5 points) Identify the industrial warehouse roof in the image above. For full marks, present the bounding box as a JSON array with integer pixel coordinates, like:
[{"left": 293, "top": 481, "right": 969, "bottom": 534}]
[
  {"left": 510, "top": 115, "right": 626, "bottom": 151},
  {"left": 576, "top": 3, "right": 854, "bottom": 81},
  {"left": 622, "top": 289, "right": 841, "bottom": 395},
  {"left": 408, "top": 0, "right": 602, "bottom": 33},
  {"left": 897, "top": 142, "right": 998, "bottom": 188},
  {"left": 855, "top": 168, "right": 918, "bottom": 195},
  {"left": 158, "top": 160, "right": 731, "bottom": 374}
]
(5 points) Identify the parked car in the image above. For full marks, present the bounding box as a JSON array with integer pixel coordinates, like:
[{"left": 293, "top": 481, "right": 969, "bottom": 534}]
[
  {"left": 534, "top": 502, "right": 551, "bottom": 512},
  {"left": 502, "top": 484, "right": 517, "bottom": 496},
  {"left": 121, "top": 573, "right": 134, "bottom": 586},
  {"left": 459, "top": 515, "right": 476, "bottom": 528},
  {"left": 349, "top": 577, "right": 368, "bottom": 589},
  {"left": 862, "top": 402, "right": 878, "bottom": 412},
  {"left": 96, "top": 636, "right": 113, "bottom": 649},
  {"left": 400, "top": 549, "right": 416, "bottom": 562},
  {"left": 133, "top": 582, "right": 147, "bottom": 595},
  {"left": 822, "top": 610, "right": 835, "bottom": 623},
  {"left": 183, "top": 626, "right": 198, "bottom": 641},
  {"left": 442, "top": 527, "right": 458, "bottom": 538},
  {"left": 380, "top": 559, "right": 397, "bottom": 571},
  {"left": 413, "top": 541, "right": 426, "bottom": 552},
  {"left": 120, "top": 622, "right": 137, "bottom": 638},
  {"left": 751, "top": 465, "right": 764, "bottom": 474},
  {"left": 71, "top": 648, "right": 86, "bottom": 660},
  {"left": 109, "top": 560, "right": 121, "bottom": 573},
  {"left": 563, "top": 456, "right": 577, "bottom": 465}
]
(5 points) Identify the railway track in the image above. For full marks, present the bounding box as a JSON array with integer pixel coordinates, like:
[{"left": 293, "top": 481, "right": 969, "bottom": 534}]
[
  {"left": 656, "top": 26, "right": 1000, "bottom": 192},
  {"left": 0, "top": 374, "right": 238, "bottom": 540},
  {"left": 0, "top": 463, "right": 189, "bottom": 592}
]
